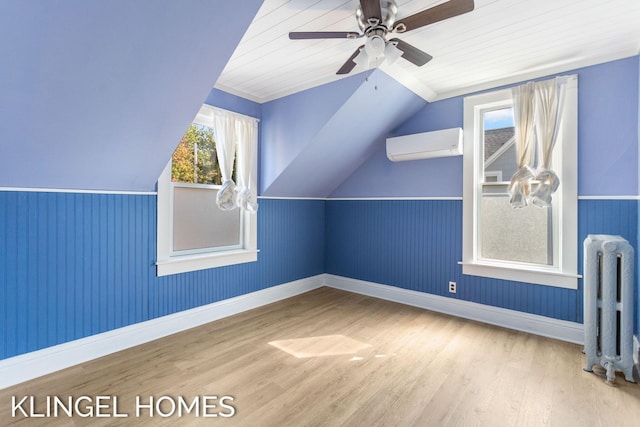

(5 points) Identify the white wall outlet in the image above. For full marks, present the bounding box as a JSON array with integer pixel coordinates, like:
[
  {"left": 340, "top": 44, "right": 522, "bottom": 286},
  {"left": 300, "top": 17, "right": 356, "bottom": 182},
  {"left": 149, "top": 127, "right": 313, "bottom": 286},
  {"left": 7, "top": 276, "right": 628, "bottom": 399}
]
[{"left": 448, "top": 281, "right": 457, "bottom": 293}]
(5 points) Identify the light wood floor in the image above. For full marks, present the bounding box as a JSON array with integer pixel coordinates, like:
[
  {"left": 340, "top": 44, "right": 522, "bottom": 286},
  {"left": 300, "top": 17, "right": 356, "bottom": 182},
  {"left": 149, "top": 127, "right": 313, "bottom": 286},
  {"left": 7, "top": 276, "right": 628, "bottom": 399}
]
[{"left": 2, "top": 287, "right": 639, "bottom": 426}]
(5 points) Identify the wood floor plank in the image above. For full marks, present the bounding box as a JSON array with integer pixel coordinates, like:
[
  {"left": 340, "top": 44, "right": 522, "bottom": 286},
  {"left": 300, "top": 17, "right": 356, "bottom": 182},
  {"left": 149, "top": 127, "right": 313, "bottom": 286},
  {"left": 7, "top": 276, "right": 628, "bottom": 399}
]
[{"left": 1, "top": 287, "right": 639, "bottom": 426}]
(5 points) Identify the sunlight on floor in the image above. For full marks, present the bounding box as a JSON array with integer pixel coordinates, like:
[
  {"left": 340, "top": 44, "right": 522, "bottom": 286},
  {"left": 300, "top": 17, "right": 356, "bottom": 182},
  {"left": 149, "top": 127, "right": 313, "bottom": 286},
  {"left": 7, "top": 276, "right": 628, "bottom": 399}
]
[{"left": 268, "top": 335, "right": 372, "bottom": 359}]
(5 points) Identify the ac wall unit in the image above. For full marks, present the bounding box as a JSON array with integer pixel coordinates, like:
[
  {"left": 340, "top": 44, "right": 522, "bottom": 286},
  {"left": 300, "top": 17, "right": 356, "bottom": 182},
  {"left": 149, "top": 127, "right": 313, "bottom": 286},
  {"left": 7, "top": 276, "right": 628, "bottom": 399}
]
[{"left": 386, "top": 127, "right": 463, "bottom": 162}]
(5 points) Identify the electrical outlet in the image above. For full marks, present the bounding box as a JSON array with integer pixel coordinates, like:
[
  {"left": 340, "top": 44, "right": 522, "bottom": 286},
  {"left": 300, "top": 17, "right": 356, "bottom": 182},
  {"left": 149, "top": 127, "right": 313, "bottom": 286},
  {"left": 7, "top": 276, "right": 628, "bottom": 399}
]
[{"left": 448, "top": 281, "right": 457, "bottom": 293}]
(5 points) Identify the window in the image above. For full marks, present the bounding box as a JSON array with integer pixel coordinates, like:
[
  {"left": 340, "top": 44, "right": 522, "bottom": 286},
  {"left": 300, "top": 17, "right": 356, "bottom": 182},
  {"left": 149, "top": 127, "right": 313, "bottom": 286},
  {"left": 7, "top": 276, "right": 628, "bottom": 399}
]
[
  {"left": 156, "top": 105, "right": 258, "bottom": 276},
  {"left": 461, "top": 76, "right": 578, "bottom": 289},
  {"left": 170, "top": 122, "right": 242, "bottom": 255}
]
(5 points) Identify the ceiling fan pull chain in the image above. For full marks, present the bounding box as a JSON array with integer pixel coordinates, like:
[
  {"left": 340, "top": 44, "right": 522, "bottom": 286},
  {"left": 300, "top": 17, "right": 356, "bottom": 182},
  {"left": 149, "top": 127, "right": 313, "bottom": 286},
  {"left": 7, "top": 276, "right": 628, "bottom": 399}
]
[{"left": 374, "top": 60, "right": 379, "bottom": 90}]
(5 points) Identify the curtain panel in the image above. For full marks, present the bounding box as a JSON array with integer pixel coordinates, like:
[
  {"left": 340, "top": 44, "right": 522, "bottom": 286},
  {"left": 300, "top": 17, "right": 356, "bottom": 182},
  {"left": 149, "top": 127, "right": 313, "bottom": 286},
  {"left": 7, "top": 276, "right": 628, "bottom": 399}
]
[
  {"left": 507, "top": 76, "right": 568, "bottom": 208},
  {"left": 213, "top": 109, "right": 259, "bottom": 213}
]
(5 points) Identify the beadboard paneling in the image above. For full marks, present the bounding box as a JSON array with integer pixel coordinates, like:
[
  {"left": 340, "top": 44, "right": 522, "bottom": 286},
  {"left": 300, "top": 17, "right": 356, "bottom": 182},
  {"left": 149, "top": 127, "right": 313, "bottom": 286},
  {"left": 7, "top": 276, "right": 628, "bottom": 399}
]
[
  {"left": 1, "top": 192, "right": 154, "bottom": 360},
  {"left": 0, "top": 193, "right": 325, "bottom": 360},
  {"left": 2, "top": 193, "right": 636, "bottom": 360},
  {"left": 150, "top": 198, "right": 326, "bottom": 318},
  {"left": 325, "top": 199, "right": 638, "bottom": 324},
  {"left": 577, "top": 199, "right": 639, "bottom": 327}
]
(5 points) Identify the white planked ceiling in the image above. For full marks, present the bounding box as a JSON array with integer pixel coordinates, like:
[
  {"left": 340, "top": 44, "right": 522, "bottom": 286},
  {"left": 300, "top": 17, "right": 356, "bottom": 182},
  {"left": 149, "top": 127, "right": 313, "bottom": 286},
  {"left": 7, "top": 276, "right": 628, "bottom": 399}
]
[{"left": 215, "top": 0, "right": 640, "bottom": 103}]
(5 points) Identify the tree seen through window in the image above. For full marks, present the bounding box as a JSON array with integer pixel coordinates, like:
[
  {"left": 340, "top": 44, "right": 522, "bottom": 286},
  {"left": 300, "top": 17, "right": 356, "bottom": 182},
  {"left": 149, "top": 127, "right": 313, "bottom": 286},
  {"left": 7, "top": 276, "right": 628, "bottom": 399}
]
[{"left": 171, "top": 124, "right": 233, "bottom": 185}]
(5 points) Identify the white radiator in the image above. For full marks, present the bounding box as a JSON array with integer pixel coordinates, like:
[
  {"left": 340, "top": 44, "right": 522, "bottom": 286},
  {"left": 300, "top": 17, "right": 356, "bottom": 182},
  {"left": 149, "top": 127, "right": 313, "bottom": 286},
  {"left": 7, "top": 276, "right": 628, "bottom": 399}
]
[{"left": 583, "top": 235, "right": 635, "bottom": 383}]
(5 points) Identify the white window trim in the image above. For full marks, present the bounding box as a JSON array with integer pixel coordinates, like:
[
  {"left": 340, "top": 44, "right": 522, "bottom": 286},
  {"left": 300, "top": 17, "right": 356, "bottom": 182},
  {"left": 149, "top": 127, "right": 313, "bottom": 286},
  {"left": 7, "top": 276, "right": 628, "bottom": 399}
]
[
  {"left": 483, "top": 171, "right": 503, "bottom": 182},
  {"left": 461, "top": 76, "right": 579, "bottom": 289},
  {"left": 156, "top": 105, "right": 259, "bottom": 277},
  {"left": 157, "top": 161, "right": 257, "bottom": 276}
]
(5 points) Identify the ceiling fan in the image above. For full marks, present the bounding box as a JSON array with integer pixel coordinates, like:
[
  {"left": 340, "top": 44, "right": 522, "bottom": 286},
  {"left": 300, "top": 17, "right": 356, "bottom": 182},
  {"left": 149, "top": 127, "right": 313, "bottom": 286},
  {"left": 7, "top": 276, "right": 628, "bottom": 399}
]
[{"left": 289, "top": 0, "right": 474, "bottom": 75}]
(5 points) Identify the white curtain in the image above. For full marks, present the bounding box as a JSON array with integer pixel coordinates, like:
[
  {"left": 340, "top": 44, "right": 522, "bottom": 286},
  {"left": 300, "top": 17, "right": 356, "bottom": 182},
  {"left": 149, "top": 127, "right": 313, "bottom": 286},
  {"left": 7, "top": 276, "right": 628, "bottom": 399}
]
[
  {"left": 213, "top": 110, "right": 238, "bottom": 211},
  {"left": 530, "top": 76, "right": 567, "bottom": 207},
  {"left": 507, "top": 77, "right": 569, "bottom": 209},
  {"left": 507, "top": 81, "right": 536, "bottom": 208},
  {"left": 235, "top": 116, "right": 259, "bottom": 213}
]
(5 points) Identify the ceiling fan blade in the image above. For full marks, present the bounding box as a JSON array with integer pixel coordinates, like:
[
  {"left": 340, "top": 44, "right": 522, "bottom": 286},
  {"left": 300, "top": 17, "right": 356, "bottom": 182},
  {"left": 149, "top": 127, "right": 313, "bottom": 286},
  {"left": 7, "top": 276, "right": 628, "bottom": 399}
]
[
  {"left": 394, "top": 0, "right": 474, "bottom": 33},
  {"left": 360, "top": 0, "right": 382, "bottom": 21},
  {"left": 337, "top": 46, "right": 365, "bottom": 75},
  {"left": 289, "top": 31, "right": 361, "bottom": 40},
  {"left": 389, "top": 38, "right": 433, "bottom": 66}
]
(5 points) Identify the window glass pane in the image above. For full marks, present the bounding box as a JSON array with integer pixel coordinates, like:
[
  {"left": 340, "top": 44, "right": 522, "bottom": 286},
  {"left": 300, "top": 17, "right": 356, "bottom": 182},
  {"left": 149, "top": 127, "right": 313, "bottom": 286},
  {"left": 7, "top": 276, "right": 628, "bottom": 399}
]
[
  {"left": 171, "top": 124, "right": 225, "bottom": 185},
  {"left": 480, "top": 107, "right": 552, "bottom": 266},
  {"left": 173, "top": 186, "right": 242, "bottom": 253},
  {"left": 480, "top": 186, "right": 551, "bottom": 265},
  {"left": 483, "top": 108, "right": 516, "bottom": 183}
]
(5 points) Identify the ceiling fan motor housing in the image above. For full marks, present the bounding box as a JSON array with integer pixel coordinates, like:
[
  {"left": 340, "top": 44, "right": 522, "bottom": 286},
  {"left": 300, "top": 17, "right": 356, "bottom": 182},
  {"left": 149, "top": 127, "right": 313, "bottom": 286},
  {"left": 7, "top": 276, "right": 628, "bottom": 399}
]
[{"left": 356, "top": 0, "right": 398, "bottom": 31}]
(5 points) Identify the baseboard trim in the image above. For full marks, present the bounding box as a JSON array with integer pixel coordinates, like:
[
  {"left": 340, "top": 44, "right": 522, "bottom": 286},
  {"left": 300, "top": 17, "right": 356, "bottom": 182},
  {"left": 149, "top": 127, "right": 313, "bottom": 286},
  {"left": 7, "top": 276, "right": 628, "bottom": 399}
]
[
  {"left": 0, "top": 273, "right": 588, "bottom": 390},
  {"left": 0, "top": 275, "right": 324, "bottom": 390},
  {"left": 323, "top": 274, "right": 584, "bottom": 345}
]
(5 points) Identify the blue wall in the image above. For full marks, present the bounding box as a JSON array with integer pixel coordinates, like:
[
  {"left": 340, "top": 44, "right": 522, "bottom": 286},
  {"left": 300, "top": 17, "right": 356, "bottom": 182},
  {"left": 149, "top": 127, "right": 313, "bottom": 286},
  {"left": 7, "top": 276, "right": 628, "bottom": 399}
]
[
  {"left": 0, "top": 0, "right": 264, "bottom": 193},
  {"left": 261, "top": 70, "right": 427, "bottom": 197},
  {"left": 205, "top": 88, "right": 262, "bottom": 121},
  {"left": 2, "top": 56, "right": 639, "bottom": 363},
  {"left": 327, "top": 57, "right": 640, "bottom": 333},
  {"left": 325, "top": 199, "right": 637, "bottom": 324},
  {"left": 332, "top": 56, "right": 639, "bottom": 198},
  {"left": 0, "top": 194, "right": 324, "bottom": 360},
  {"left": 331, "top": 96, "right": 465, "bottom": 198},
  {"left": 260, "top": 72, "right": 372, "bottom": 195}
]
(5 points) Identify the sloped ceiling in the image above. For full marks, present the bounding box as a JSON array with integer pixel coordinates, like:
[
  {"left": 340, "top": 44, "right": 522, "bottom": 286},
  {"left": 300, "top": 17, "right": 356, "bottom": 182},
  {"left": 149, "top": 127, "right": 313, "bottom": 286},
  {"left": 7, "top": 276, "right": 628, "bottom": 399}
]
[
  {"left": 261, "top": 69, "right": 427, "bottom": 197},
  {"left": 4, "top": 0, "right": 637, "bottom": 197},
  {"left": 330, "top": 95, "right": 465, "bottom": 198},
  {"left": 0, "top": 0, "right": 264, "bottom": 192},
  {"left": 216, "top": 0, "right": 640, "bottom": 103},
  {"left": 260, "top": 70, "right": 375, "bottom": 194}
]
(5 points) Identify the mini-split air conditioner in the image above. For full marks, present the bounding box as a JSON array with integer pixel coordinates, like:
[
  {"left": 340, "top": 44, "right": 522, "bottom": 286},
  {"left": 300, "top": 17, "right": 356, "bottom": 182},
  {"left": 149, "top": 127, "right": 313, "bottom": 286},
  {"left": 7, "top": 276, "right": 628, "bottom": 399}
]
[{"left": 386, "top": 127, "right": 463, "bottom": 162}]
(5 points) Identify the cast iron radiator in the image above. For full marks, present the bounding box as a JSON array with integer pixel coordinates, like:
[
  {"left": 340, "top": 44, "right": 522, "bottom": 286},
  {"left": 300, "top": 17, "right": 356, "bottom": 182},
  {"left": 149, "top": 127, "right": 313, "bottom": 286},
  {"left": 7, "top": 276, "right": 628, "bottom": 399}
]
[{"left": 583, "top": 234, "right": 635, "bottom": 383}]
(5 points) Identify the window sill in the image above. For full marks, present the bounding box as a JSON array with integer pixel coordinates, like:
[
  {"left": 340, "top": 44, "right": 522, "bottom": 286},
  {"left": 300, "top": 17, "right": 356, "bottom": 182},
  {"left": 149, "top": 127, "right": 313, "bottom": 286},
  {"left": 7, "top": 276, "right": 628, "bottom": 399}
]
[
  {"left": 459, "top": 260, "right": 580, "bottom": 289},
  {"left": 157, "top": 249, "right": 259, "bottom": 277}
]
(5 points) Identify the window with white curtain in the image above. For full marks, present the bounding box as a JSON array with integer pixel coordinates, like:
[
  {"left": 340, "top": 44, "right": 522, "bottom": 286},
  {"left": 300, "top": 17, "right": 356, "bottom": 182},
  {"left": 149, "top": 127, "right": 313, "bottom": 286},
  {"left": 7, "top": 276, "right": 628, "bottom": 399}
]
[
  {"left": 156, "top": 104, "right": 259, "bottom": 276},
  {"left": 461, "top": 75, "right": 579, "bottom": 289}
]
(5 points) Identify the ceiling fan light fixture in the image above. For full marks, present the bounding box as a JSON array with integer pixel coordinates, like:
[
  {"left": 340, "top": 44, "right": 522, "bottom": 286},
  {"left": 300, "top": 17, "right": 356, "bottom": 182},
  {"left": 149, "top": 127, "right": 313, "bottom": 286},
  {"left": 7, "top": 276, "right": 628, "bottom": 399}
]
[
  {"left": 289, "top": 0, "right": 475, "bottom": 75},
  {"left": 353, "top": 48, "right": 370, "bottom": 68},
  {"left": 364, "top": 35, "right": 385, "bottom": 58},
  {"left": 384, "top": 41, "right": 403, "bottom": 65}
]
